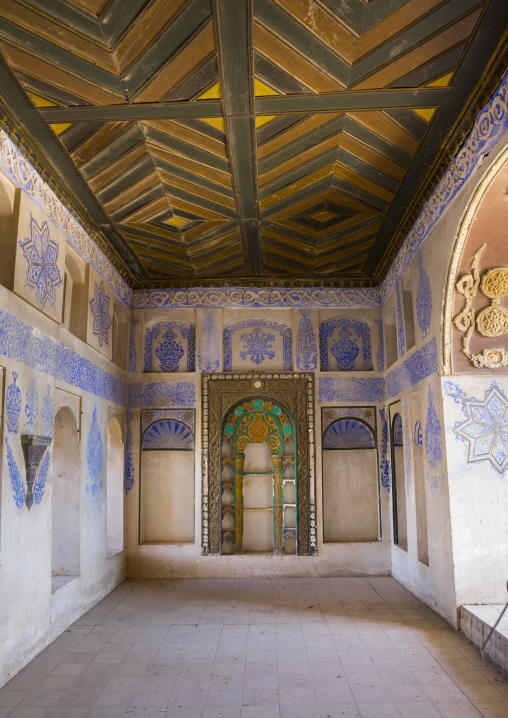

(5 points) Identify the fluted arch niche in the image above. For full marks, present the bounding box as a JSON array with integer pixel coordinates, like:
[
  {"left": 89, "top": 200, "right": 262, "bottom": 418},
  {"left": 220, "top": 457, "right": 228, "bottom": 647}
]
[{"left": 202, "top": 372, "right": 315, "bottom": 556}]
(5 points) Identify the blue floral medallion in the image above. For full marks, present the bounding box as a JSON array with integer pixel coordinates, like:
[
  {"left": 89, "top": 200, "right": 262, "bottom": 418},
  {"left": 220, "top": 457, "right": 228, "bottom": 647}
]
[
  {"left": 155, "top": 327, "right": 184, "bottom": 372},
  {"left": 331, "top": 327, "right": 360, "bottom": 370},
  {"left": 240, "top": 327, "right": 276, "bottom": 364},
  {"left": 6, "top": 371, "right": 21, "bottom": 433}
]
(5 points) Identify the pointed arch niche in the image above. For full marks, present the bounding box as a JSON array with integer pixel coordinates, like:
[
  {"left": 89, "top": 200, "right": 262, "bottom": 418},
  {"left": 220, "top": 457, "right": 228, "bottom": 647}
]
[{"left": 202, "top": 372, "right": 315, "bottom": 556}]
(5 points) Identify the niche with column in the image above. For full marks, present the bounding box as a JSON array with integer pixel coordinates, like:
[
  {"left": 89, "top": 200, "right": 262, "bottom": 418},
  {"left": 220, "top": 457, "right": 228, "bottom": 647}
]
[
  {"left": 321, "top": 409, "right": 380, "bottom": 542},
  {"left": 139, "top": 409, "right": 195, "bottom": 543},
  {"left": 51, "top": 406, "right": 81, "bottom": 592},
  {"left": 0, "top": 172, "right": 19, "bottom": 291},
  {"left": 220, "top": 398, "right": 297, "bottom": 555},
  {"left": 203, "top": 372, "right": 315, "bottom": 556},
  {"left": 402, "top": 270, "right": 416, "bottom": 351},
  {"left": 390, "top": 410, "right": 408, "bottom": 550},
  {"left": 106, "top": 416, "right": 124, "bottom": 557}
]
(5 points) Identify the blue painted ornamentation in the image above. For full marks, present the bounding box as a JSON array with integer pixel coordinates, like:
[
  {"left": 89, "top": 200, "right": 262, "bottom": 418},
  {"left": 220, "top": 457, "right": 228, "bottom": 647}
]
[
  {"left": 414, "top": 421, "right": 423, "bottom": 445},
  {"left": 453, "top": 383, "right": 508, "bottom": 473},
  {"left": 155, "top": 327, "right": 184, "bottom": 372},
  {"left": 42, "top": 385, "right": 53, "bottom": 436},
  {"left": 416, "top": 253, "right": 432, "bottom": 338},
  {"left": 25, "top": 379, "right": 38, "bottom": 432},
  {"left": 396, "top": 286, "right": 405, "bottom": 358},
  {"left": 145, "top": 320, "right": 195, "bottom": 372},
  {"left": 443, "top": 381, "right": 469, "bottom": 405},
  {"left": 295, "top": 310, "right": 318, "bottom": 371},
  {"left": 323, "top": 419, "right": 375, "bottom": 449},
  {"left": 86, "top": 407, "right": 103, "bottom": 500},
  {"left": 425, "top": 386, "right": 443, "bottom": 471},
  {"left": 319, "top": 376, "right": 385, "bottom": 403},
  {"left": 331, "top": 327, "right": 360, "bottom": 370},
  {"left": 124, "top": 411, "right": 134, "bottom": 494},
  {"left": 142, "top": 419, "right": 194, "bottom": 450},
  {"left": 0, "top": 310, "right": 126, "bottom": 405},
  {"left": 89, "top": 280, "right": 112, "bottom": 347},
  {"left": 129, "top": 381, "right": 196, "bottom": 407},
  {"left": 322, "top": 406, "right": 376, "bottom": 435},
  {"left": 5, "top": 438, "right": 25, "bottom": 507},
  {"left": 240, "top": 327, "right": 275, "bottom": 364},
  {"left": 319, "top": 318, "right": 371, "bottom": 371},
  {"left": 379, "top": 408, "right": 391, "bottom": 489},
  {"left": 33, "top": 449, "right": 51, "bottom": 505},
  {"left": 223, "top": 319, "right": 292, "bottom": 371},
  {"left": 6, "top": 371, "right": 21, "bottom": 433},
  {"left": 19, "top": 216, "right": 62, "bottom": 310},
  {"left": 375, "top": 319, "right": 384, "bottom": 373},
  {"left": 385, "top": 337, "right": 438, "bottom": 399},
  {"left": 128, "top": 318, "right": 137, "bottom": 372},
  {"left": 198, "top": 311, "right": 220, "bottom": 372}
]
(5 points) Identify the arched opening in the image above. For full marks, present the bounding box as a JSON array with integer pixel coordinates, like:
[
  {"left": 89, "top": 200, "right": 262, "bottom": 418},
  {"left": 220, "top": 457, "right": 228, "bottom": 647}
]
[
  {"left": 140, "top": 417, "right": 195, "bottom": 543},
  {"left": 322, "top": 418, "right": 379, "bottom": 542},
  {"left": 51, "top": 407, "right": 80, "bottom": 592},
  {"left": 62, "top": 249, "right": 87, "bottom": 341},
  {"left": 107, "top": 417, "right": 124, "bottom": 557},
  {"left": 391, "top": 413, "right": 407, "bottom": 550},
  {"left": 220, "top": 398, "right": 296, "bottom": 555}
]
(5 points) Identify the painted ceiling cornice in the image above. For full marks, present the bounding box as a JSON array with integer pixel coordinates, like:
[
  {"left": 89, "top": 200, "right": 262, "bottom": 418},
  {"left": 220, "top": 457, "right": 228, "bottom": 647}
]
[{"left": 0, "top": 0, "right": 507, "bottom": 289}]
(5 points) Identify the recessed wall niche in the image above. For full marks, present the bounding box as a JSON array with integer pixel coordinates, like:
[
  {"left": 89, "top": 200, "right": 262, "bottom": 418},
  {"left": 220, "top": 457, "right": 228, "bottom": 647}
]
[{"left": 202, "top": 372, "right": 315, "bottom": 556}]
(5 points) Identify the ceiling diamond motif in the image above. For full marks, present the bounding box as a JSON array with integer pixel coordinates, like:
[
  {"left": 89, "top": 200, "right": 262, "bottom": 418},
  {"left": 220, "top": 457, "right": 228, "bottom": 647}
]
[{"left": 0, "top": 0, "right": 505, "bottom": 285}]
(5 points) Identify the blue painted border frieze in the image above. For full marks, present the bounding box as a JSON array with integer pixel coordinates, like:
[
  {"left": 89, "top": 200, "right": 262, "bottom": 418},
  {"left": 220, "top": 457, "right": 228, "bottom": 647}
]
[{"left": 129, "top": 381, "right": 196, "bottom": 408}]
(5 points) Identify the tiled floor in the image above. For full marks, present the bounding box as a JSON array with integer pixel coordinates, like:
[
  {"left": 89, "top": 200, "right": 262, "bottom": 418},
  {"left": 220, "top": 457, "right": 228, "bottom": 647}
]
[{"left": 1, "top": 577, "right": 508, "bottom": 718}]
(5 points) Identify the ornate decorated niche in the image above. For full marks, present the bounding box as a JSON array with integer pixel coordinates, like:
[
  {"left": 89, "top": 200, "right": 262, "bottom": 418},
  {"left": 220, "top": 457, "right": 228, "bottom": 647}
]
[
  {"left": 223, "top": 318, "right": 292, "bottom": 371},
  {"left": 202, "top": 372, "right": 315, "bottom": 556},
  {"left": 319, "top": 318, "right": 372, "bottom": 371},
  {"left": 444, "top": 145, "right": 508, "bottom": 374},
  {"left": 144, "top": 319, "right": 196, "bottom": 373}
]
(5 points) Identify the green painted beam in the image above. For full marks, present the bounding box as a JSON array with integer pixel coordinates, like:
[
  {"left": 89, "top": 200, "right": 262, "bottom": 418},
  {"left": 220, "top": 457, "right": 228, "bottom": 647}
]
[
  {"left": 256, "top": 88, "right": 448, "bottom": 114},
  {"left": 39, "top": 102, "right": 223, "bottom": 122},
  {"left": 215, "top": 0, "right": 262, "bottom": 275}
]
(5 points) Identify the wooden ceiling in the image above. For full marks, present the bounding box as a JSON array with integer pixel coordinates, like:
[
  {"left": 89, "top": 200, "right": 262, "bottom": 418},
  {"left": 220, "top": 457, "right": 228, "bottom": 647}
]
[{"left": 0, "top": 0, "right": 507, "bottom": 287}]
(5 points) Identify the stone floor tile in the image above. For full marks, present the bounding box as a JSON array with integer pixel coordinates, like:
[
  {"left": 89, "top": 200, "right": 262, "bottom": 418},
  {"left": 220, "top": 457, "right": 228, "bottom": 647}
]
[{"left": 0, "top": 691, "right": 31, "bottom": 708}]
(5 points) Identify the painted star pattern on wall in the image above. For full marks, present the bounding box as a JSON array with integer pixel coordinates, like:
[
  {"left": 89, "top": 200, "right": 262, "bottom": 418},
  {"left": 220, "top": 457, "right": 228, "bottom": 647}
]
[
  {"left": 89, "top": 280, "right": 112, "bottom": 347},
  {"left": 20, "top": 217, "right": 62, "bottom": 309},
  {"left": 454, "top": 385, "right": 508, "bottom": 472}
]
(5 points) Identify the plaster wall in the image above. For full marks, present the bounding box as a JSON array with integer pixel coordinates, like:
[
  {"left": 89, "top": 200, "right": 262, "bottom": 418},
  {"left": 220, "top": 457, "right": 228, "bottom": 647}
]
[{"left": 0, "top": 181, "right": 126, "bottom": 688}]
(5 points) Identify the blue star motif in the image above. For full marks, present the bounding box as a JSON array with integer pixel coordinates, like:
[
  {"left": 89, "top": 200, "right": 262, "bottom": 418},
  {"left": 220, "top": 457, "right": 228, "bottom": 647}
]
[
  {"left": 454, "top": 385, "right": 508, "bottom": 472},
  {"left": 20, "top": 217, "right": 62, "bottom": 309},
  {"left": 240, "top": 327, "right": 275, "bottom": 364},
  {"left": 89, "top": 280, "right": 112, "bottom": 347}
]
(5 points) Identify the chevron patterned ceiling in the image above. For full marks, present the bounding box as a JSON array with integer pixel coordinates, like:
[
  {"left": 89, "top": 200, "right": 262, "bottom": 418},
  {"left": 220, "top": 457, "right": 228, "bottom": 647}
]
[{"left": 0, "top": 0, "right": 506, "bottom": 287}]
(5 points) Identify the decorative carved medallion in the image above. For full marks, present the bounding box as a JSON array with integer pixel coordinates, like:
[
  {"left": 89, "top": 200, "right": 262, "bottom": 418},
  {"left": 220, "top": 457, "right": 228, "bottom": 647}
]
[{"left": 453, "top": 245, "right": 508, "bottom": 367}]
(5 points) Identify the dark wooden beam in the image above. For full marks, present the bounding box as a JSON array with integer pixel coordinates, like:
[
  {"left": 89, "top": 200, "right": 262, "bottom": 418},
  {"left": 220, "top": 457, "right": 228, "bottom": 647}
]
[
  {"left": 215, "top": 0, "right": 262, "bottom": 275},
  {"left": 40, "top": 101, "right": 224, "bottom": 122},
  {"left": 256, "top": 88, "right": 448, "bottom": 114},
  {"left": 0, "top": 55, "right": 147, "bottom": 282},
  {"left": 38, "top": 89, "right": 447, "bottom": 124}
]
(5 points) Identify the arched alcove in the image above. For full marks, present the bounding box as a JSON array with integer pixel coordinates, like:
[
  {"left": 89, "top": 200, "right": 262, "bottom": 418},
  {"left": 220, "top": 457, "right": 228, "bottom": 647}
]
[
  {"left": 106, "top": 416, "right": 124, "bottom": 557},
  {"left": 391, "top": 413, "right": 407, "bottom": 550},
  {"left": 322, "top": 418, "right": 379, "bottom": 542},
  {"left": 52, "top": 406, "right": 80, "bottom": 591},
  {"left": 140, "top": 416, "right": 195, "bottom": 544}
]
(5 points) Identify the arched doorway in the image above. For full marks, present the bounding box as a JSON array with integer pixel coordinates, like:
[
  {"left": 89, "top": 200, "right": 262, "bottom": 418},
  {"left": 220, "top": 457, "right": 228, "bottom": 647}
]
[
  {"left": 106, "top": 417, "right": 124, "bottom": 557},
  {"left": 52, "top": 407, "right": 80, "bottom": 590},
  {"left": 391, "top": 413, "right": 407, "bottom": 549},
  {"left": 220, "top": 398, "right": 296, "bottom": 555}
]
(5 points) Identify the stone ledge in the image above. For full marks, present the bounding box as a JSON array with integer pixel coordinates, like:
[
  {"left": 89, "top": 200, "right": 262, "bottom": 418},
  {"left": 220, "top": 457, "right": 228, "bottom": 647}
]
[{"left": 461, "top": 604, "right": 508, "bottom": 670}]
